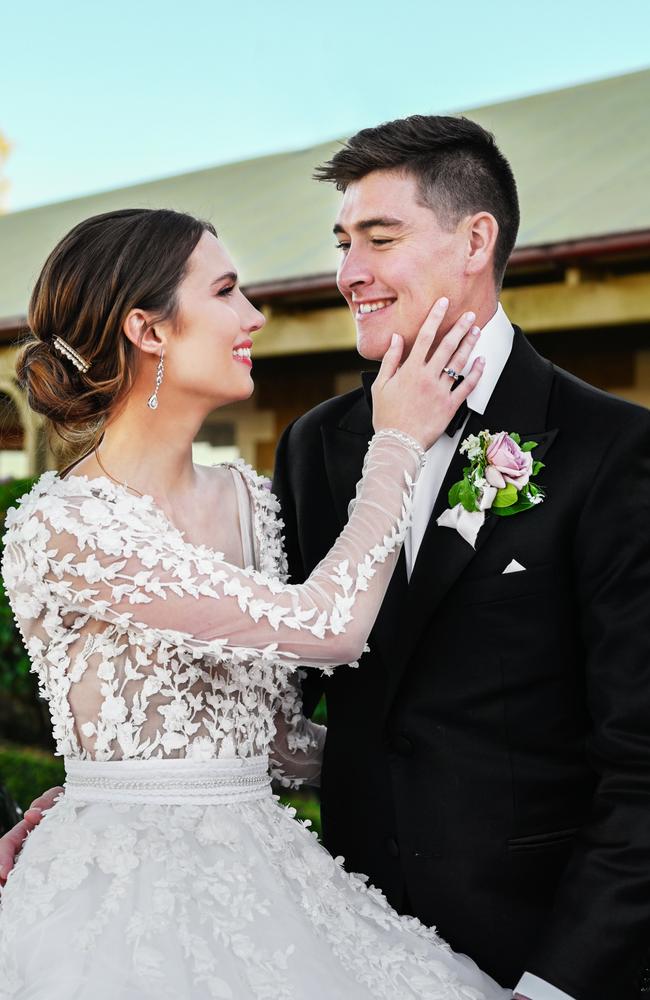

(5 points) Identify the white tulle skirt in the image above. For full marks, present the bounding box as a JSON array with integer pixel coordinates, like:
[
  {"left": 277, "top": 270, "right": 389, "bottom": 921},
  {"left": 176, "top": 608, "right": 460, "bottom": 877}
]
[{"left": 0, "top": 757, "right": 508, "bottom": 1000}]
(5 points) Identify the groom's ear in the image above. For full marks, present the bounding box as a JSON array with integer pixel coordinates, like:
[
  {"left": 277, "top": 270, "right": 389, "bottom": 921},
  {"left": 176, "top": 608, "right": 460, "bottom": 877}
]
[{"left": 463, "top": 212, "right": 499, "bottom": 279}]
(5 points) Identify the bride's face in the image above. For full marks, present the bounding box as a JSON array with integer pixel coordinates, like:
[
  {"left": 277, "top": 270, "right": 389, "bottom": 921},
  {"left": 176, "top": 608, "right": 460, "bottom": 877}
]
[{"left": 166, "top": 231, "right": 265, "bottom": 407}]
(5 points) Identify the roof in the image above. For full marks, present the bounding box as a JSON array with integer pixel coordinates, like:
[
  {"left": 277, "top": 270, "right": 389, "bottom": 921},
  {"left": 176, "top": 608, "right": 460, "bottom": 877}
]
[{"left": 0, "top": 66, "right": 648, "bottom": 322}]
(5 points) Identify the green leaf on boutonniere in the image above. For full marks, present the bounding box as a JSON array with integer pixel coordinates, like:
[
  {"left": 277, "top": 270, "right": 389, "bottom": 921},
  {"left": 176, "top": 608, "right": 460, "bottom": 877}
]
[
  {"left": 459, "top": 476, "right": 478, "bottom": 512},
  {"left": 492, "top": 497, "right": 534, "bottom": 516},
  {"left": 509, "top": 433, "right": 521, "bottom": 445},
  {"left": 448, "top": 481, "right": 462, "bottom": 508},
  {"left": 532, "top": 460, "right": 545, "bottom": 476},
  {"left": 521, "top": 441, "right": 538, "bottom": 452},
  {"left": 492, "top": 484, "right": 518, "bottom": 508}
]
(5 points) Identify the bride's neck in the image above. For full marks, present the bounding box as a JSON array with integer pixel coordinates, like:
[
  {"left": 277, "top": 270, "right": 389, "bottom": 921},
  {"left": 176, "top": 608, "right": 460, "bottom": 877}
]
[{"left": 97, "top": 394, "right": 208, "bottom": 501}]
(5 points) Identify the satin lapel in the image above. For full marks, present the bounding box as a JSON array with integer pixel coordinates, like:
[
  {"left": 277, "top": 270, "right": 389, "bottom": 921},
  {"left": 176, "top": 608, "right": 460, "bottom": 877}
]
[
  {"left": 383, "top": 329, "right": 559, "bottom": 712},
  {"left": 321, "top": 433, "right": 366, "bottom": 527}
]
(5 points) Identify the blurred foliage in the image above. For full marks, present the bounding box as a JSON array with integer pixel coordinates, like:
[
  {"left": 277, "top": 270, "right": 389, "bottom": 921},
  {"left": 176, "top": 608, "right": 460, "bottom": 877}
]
[
  {"left": 0, "top": 479, "right": 36, "bottom": 699},
  {"left": 311, "top": 694, "right": 327, "bottom": 726},
  {"left": 279, "top": 787, "right": 322, "bottom": 839},
  {"left": 0, "top": 477, "right": 54, "bottom": 748},
  {"left": 0, "top": 741, "right": 64, "bottom": 812}
]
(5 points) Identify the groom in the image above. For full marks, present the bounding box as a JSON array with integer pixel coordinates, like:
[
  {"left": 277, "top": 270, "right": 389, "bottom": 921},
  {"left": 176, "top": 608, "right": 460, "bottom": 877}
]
[{"left": 272, "top": 115, "right": 650, "bottom": 999}]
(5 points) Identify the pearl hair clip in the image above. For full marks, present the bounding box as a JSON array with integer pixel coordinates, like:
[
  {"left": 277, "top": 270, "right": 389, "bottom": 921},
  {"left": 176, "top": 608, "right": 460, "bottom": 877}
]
[{"left": 52, "top": 336, "right": 91, "bottom": 374}]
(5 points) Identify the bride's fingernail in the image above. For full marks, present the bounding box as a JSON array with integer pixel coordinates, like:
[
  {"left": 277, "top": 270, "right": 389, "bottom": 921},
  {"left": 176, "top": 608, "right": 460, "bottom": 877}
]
[
  {"left": 465, "top": 311, "right": 476, "bottom": 323},
  {"left": 471, "top": 326, "right": 481, "bottom": 336},
  {"left": 438, "top": 297, "right": 449, "bottom": 308}
]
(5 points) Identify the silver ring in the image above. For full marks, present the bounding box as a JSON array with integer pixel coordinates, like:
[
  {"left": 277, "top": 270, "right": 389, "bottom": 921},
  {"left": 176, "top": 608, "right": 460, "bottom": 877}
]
[{"left": 443, "top": 367, "right": 461, "bottom": 382}]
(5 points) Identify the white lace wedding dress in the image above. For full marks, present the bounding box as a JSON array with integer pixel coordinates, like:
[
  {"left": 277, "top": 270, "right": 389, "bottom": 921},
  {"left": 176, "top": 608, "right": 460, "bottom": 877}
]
[{"left": 0, "top": 431, "right": 508, "bottom": 1000}]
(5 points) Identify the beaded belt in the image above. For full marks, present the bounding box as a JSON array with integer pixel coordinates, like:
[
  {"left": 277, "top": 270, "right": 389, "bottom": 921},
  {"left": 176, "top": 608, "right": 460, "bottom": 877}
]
[{"left": 64, "top": 755, "right": 272, "bottom": 805}]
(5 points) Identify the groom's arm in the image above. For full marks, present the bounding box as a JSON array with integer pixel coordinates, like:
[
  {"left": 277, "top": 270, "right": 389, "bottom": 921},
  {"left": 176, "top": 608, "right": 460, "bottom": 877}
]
[
  {"left": 525, "top": 408, "right": 650, "bottom": 999},
  {"left": 272, "top": 420, "right": 325, "bottom": 718}
]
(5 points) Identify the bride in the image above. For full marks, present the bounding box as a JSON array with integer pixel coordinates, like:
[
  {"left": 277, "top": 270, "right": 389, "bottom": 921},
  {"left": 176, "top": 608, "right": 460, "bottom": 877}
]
[{"left": 0, "top": 207, "right": 505, "bottom": 999}]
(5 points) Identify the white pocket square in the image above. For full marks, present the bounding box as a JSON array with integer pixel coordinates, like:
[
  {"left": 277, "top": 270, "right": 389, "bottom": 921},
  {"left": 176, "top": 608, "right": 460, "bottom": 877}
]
[{"left": 503, "top": 559, "right": 526, "bottom": 574}]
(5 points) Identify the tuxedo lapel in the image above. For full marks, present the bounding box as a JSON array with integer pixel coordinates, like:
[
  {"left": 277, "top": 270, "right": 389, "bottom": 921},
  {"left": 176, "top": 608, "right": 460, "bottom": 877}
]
[
  {"left": 383, "top": 329, "right": 559, "bottom": 711},
  {"left": 321, "top": 394, "right": 371, "bottom": 527}
]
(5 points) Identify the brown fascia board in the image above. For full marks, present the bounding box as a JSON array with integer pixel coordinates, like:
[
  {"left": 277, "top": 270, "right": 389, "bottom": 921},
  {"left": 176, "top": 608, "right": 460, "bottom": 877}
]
[
  {"left": 1, "top": 229, "right": 650, "bottom": 341},
  {"left": 0, "top": 315, "right": 27, "bottom": 336},
  {"left": 242, "top": 229, "right": 650, "bottom": 304}
]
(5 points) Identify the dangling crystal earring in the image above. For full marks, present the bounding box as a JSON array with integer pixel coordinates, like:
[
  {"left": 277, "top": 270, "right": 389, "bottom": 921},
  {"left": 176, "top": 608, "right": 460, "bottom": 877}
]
[{"left": 147, "top": 350, "right": 164, "bottom": 410}]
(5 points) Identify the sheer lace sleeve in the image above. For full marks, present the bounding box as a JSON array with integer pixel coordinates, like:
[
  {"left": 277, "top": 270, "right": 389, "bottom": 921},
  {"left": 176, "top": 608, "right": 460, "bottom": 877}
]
[
  {"left": 5, "top": 431, "right": 423, "bottom": 670},
  {"left": 269, "top": 670, "right": 326, "bottom": 788}
]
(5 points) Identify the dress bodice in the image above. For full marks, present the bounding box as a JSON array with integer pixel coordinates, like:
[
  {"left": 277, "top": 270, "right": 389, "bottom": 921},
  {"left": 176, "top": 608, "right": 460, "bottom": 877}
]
[{"left": 1, "top": 433, "right": 422, "bottom": 776}]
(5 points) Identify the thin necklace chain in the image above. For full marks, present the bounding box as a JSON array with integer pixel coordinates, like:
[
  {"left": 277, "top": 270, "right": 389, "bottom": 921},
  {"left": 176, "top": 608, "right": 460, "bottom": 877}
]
[{"left": 93, "top": 449, "right": 145, "bottom": 498}]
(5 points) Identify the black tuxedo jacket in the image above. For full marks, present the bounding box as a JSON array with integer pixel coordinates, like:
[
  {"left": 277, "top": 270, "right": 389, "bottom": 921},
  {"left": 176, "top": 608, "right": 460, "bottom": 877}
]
[{"left": 272, "top": 328, "right": 650, "bottom": 999}]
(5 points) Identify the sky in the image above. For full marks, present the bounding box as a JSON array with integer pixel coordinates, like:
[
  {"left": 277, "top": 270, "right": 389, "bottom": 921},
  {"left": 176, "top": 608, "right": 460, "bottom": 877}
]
[{"left": 2, "top": 0, "right": 649, "bottom": 213}]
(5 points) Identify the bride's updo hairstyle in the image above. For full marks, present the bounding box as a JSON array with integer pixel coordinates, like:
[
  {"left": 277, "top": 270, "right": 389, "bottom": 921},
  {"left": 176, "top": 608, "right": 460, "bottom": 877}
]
[{"left": 18, "top": 207, "right": 216, "bottom": 448}]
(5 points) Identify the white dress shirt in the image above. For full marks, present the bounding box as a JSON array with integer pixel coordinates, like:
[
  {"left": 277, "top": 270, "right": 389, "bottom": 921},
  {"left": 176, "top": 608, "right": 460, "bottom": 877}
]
[
  {"left": 403, "top": 304, "right": 576, "bottom": 1000},
  {"left": 404, "top": 302, "right": 513, "bottom": 576}
]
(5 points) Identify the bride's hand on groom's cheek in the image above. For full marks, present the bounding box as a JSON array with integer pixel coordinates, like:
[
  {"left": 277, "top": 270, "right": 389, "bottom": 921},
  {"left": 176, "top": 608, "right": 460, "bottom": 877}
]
[
  {"left": 371, "top": 296, "right": 484, "bottom": 450},
  {"left": 0, "top": 785, "right": 62, "bottom": 886}
]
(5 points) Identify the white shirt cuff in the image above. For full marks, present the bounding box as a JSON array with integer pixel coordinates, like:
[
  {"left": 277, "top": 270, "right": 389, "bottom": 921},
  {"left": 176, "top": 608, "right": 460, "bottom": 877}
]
[{"left": 516, "top": 971, "right": 576, "bottom": 1000}]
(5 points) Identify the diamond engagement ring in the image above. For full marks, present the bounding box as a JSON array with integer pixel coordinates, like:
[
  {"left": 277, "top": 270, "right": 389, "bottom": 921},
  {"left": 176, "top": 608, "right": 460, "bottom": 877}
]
[{"left": 442, "top": 367, "right": 462, "bottom": 382}]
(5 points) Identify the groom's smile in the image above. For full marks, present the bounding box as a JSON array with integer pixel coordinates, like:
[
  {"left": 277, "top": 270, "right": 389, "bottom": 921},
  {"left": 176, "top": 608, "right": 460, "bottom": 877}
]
[{"left": 353, "top": 297, "right": 396, "bottom": 319}]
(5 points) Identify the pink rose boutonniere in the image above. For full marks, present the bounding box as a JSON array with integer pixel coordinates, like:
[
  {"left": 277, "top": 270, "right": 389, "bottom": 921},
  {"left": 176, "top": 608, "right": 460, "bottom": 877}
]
[
  {"left": 437, "top": 430, "right": 545, "bottom": 547},
  {"left": 484, "top": 431, "right": 534, "bottom": 492}
]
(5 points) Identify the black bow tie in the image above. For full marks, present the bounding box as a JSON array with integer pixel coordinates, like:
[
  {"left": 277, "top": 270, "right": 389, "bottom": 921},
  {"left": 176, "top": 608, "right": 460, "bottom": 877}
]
[{"left": 361, "top": 371, "right": 470, "bottom": 438}]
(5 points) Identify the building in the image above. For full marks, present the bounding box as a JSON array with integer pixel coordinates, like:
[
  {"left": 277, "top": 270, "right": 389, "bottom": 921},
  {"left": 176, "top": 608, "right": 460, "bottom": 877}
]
[{"left": 0, "top": 67, "right": 648, "bottom": 478}]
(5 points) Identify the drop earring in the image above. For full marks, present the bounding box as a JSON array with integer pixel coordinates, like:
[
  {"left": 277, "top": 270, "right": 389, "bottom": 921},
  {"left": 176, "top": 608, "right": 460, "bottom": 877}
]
[{"left": 147, "top": 350, "right": 164, "bottom": 410}]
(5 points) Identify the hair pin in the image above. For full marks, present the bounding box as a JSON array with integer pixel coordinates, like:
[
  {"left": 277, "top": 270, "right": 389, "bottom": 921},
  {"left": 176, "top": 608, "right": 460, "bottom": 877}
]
[{"left": 52, "top": 336, "right": 91, "bottom": 374}]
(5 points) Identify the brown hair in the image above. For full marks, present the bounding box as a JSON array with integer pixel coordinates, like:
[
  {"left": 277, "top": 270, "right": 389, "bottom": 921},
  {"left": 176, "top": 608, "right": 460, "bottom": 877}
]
[
  {"left": 315, "top": 114, "right": 520, "bottom": 286},
  {"left": 17, "top": 207, "right": 216, "bottom": 451}
]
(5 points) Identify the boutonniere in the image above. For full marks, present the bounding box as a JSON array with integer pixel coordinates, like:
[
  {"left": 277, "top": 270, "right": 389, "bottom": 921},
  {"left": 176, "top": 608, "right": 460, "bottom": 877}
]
[{"left": 437, "top": 430, "right": 545, "bottom": 548}]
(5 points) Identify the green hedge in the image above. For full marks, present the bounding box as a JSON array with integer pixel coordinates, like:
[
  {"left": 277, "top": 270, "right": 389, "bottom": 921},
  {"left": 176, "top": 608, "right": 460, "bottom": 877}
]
[
  {"left": 0, "top": 742, "right": 65, "bottom": 811},
  {"left": 0, "top": 478, "right": 37, "bottom": 703},
  {"left": 279, "top": 788, "right": 322, "bottom": 838}
]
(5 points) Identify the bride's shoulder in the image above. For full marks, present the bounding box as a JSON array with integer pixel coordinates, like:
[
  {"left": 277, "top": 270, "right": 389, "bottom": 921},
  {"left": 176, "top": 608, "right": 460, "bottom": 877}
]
[
  {"left": 201, "top": 460, "right": 287, "bottom": 580},
  {"left": 201, "top": 459, "right": 277, "bottom": 507},
  {"left": 4, "top": 470, "right": 75, "bottom": 521},
  {"left": 3, "top": 470, "right": 149, "bottom": 537}
]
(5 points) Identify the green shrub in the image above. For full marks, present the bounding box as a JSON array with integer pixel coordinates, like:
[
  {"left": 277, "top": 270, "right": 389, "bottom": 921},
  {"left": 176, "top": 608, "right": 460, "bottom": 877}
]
[
  {"left": 0, "top": 478, "right": 37, "bottom": 515},
  {"left": 0, "top": 478, "right": 37, "bottom": 701},
  {"left": 0, "top": 742, "right": 65, "bottom": 811},
  {"left": 279, "top": 788, "right": 322, "bottom": 838},
  {"left": 0, "top": 477, "right": 55, "bottom": 748}
]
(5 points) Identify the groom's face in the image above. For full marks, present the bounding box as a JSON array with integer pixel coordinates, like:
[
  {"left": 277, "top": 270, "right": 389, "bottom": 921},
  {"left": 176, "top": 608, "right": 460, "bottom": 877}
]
[{"left": 334, "top": 169, "right": 468, "bottom": 361}]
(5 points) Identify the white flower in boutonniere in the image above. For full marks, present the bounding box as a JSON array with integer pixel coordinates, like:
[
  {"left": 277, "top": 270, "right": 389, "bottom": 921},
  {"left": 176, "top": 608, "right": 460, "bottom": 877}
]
[{"left": 437, "top": 430, "right": 546, "bottom": 547}]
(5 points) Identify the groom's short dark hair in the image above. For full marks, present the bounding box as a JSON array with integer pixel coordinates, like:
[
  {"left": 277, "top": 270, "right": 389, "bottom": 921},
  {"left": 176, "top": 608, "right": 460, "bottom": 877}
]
[{"left": 315, "top": 115, "right": 520, "bottom": 286}]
